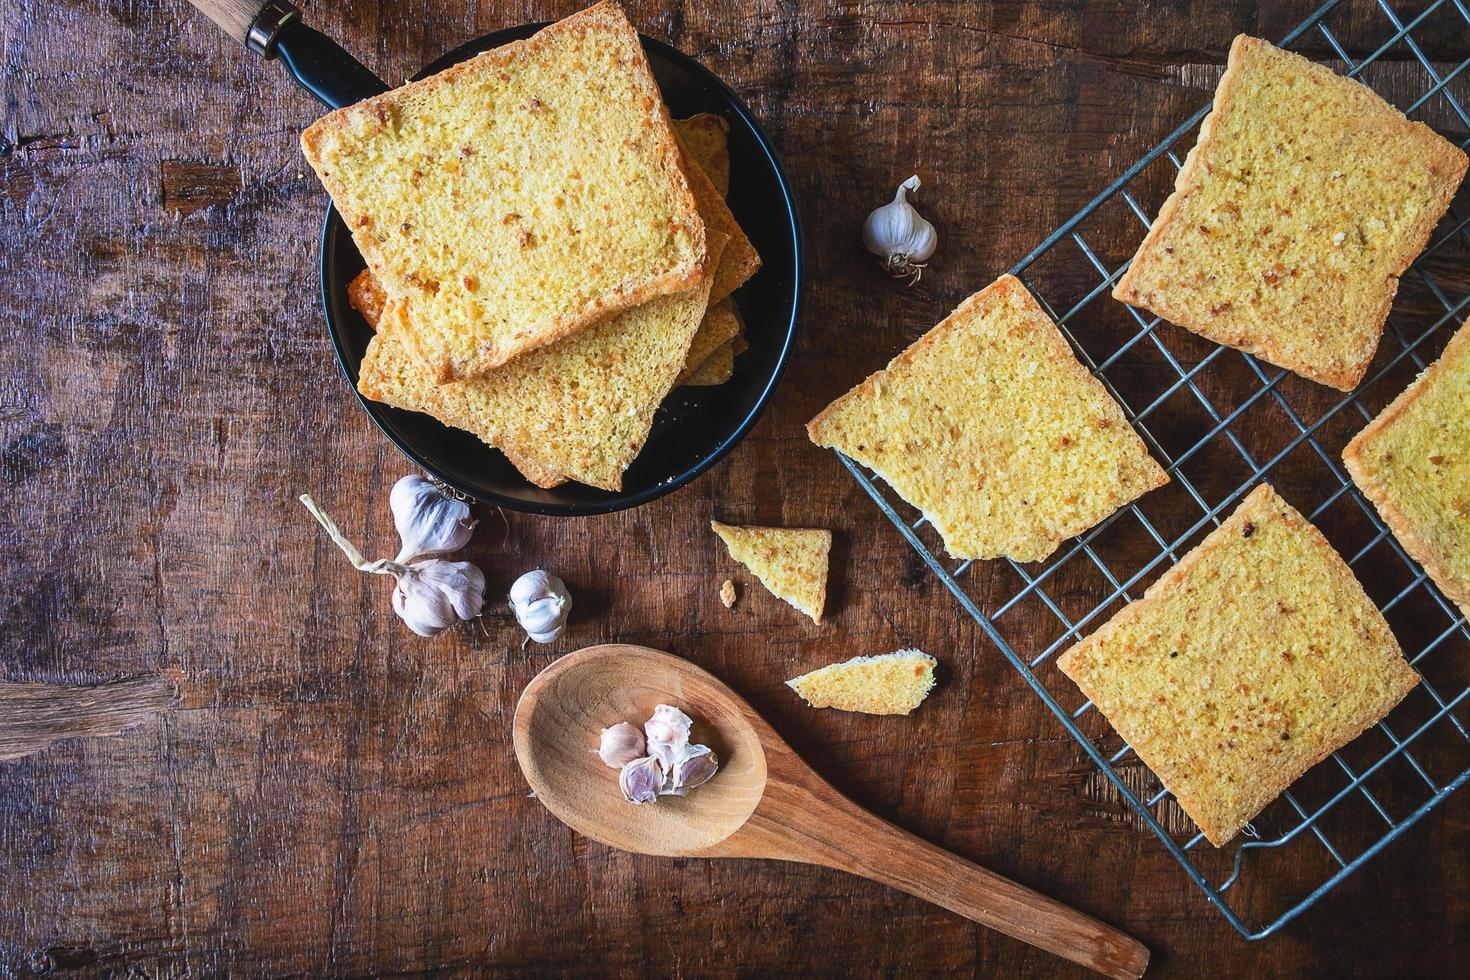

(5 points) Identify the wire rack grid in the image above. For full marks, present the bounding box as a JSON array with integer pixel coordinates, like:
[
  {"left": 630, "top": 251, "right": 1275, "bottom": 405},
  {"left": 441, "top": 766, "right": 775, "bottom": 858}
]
[{"left": 836, "top": 0, "right": 1470, "bottom": 939}]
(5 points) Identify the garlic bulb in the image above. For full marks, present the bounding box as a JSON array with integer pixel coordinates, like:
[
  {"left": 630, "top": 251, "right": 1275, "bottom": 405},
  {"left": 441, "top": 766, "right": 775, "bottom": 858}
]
[
  {"left": 299, "top": 493, "right": 485, "bottom": 637},
  {"left": 618, "top": 756, "right": 664, "bottom": 805},
  {"left": 862, "top": 175, "right": 937, "bottom": 283},
  {"left": 391, "top": 559, "right": 486, "bottom": 637},
  {"left": 644, "top": 703, "right": 692, "bottom": 772},
  {"left": 666, "top": 744, "right": 719, "bottom": 795},
  {"left": 390, "top": 474, "right": 476, "bottom": 563},
  {"left": 597, "top": 722, "right": 646, "bottom": 768},
  {"left": 509, "top": 570, "right": 571, "bottom": 644}
]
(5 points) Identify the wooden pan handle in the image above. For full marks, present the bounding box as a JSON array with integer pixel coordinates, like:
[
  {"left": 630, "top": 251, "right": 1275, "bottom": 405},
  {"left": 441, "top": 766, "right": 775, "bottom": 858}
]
[
  {"left": 186, "top": 0, "right": 295, "bottom": 51},
  {"left": 730, "top": 772, "right": 1149, "bottom": 979}
]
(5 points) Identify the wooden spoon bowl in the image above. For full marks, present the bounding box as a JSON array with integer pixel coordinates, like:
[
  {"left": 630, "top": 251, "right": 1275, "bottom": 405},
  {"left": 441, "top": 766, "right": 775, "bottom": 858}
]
[{"left": 515, "top": 645, "right": 1149, "bottom": 979}]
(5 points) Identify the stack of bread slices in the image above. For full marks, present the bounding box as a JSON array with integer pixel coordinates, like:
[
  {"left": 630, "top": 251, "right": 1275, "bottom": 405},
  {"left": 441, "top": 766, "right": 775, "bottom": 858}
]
[{"left": 300, "top": 2, "right": 759, "bottom": 491}]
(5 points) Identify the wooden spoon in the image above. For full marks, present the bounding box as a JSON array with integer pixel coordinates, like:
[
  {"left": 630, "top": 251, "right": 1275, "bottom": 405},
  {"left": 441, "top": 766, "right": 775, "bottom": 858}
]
[{"left": 514, "top": 644, "right": 1149, "bottom": 978}]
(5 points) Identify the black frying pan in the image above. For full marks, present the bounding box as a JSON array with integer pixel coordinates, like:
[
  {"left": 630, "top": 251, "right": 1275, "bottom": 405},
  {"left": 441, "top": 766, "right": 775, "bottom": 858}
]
[{"left": 186, "top": 0, "right": 803, "bottom": 515}]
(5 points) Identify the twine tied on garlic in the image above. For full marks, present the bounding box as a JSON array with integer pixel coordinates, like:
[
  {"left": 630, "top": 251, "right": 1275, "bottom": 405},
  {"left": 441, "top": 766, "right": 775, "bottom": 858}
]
[{"left": 299, "top": 477, "right": 485, "bottom": 637}]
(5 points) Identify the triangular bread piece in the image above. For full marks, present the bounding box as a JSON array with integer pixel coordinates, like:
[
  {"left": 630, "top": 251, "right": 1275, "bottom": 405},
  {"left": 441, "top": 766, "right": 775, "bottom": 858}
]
[
  {"left": 711, "top": 521, "right": 829, "bottom": 623},
  {"left": 786, "top": 650, "right": 938, "bottom": 715}
]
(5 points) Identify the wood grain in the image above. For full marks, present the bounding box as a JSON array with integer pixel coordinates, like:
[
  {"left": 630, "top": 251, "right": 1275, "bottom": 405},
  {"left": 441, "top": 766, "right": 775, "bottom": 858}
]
[
  {"left": 2, "top": 1, "right": 1469, "bottom": 977},
  {"left": 0, "top": 674, "right": 180, "bottom": 761}
]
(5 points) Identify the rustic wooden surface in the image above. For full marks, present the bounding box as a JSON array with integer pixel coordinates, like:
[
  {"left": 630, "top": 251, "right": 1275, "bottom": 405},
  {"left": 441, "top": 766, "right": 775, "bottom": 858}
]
[{"left": 3, "top": 0, "right": 1469, "bottom": 976}]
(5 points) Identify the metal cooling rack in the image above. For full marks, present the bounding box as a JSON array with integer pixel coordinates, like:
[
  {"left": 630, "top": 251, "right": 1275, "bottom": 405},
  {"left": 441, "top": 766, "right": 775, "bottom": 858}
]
[{"left": 837, "top": 0, "right": 1470, "bottom": 939}]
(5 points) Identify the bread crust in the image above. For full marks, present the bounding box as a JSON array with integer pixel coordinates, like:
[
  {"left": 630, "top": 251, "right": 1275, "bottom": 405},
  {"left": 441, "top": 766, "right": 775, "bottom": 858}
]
[
  {"left": 1343, "top": 323, "right": 1470, "bottom": 619},
  {"left": 1114, "top": 35, "right": 1467, "bottom": 391},
  {"left": 301, "top": 2, "right": 707, "bottom": 382}
]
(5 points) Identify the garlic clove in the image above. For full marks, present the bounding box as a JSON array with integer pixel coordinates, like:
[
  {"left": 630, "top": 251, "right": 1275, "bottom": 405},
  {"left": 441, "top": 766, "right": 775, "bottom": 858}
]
[
  {"left": 862, "top": 175, "right": 938, "bottom": 283},
  {"left": 392, "top": 559, "right": 486, "bottom": 637},
  {"left": 391, "top": 475, "right": 477, "bottom": 564},
  {"left": 597, "top": 722, "right": 646, "bottom": 769},
  {"left": 618, "top": 756, "right": 664, "bottom": 805},
  {"left": 509, "top": 570, "right": 572, "bottom": 644},
  {"left": 644, "top": 704, "right": 693, "bottom": 772},
  {"left": 665, "top": 743, "right": 719, "bottom": 796}
]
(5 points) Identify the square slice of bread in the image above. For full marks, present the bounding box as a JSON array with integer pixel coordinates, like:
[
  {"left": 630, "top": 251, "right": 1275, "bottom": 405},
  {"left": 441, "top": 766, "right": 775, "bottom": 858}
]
[
  {"left": 1058, "top": 484, "right": 1419, "bottom": 846},
  {"left": 786, "top": 650, "right": 938, "bottom": 715},
  {"left": 301, "top": 2, "right": 707, "bottom": 382},
  {"left": 673, "top": 113, "right": 730, "bottom": 196},
  {"left": 711, "top": 521, "right": 830, "bottom": 624},
  {"left": 1344, "top": 322, "right": 1470, "bottom": 619},
  {"left": 1113, "top": 35, "right": 1467, "bottom": 390},
  {"left": 356, "top": 232, "right": 726, "bottom": 492},
  {"left": 807, "top": 274, "right": 1168, "bottom": 562}
]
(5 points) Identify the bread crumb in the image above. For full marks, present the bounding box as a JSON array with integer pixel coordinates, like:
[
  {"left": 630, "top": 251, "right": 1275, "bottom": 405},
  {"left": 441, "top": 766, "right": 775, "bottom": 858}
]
[{"left": 719, "top": 579, "right": 737, "bottom": 609}]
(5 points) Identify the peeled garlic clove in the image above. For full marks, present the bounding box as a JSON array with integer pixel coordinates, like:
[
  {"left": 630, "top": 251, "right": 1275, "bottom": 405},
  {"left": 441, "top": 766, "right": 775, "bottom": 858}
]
[
  {"left": 862, "top": 175, "right": 938, "bottom": 283},
  {"left": 509, "top": 570, "right": 572, "bottom": 644},
  {"left": 391, "top": 475, "right": 476, "bottom": 563},
  {"left": 597, "top": 722, "right": 646, "bottom": 769},
  {"left": 618, "top": 756, "right": 664, "bottom": 805},
  {"left": 665, "top": 744, "right": 719, "bottom": 796},
  {"left": 392, "top": 559, "right": 486, "bottom": 637},
  {"left": 644, "top": 704, "right": 692, "bottom": 772}
]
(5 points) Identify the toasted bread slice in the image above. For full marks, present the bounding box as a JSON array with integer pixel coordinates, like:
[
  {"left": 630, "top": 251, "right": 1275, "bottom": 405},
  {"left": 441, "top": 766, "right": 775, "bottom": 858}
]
[
  {"left": 682, "top": 339, "right": 735, "bottom": 386},
  {"left": 357, "top": 231, "right": 726, "bottom": 492},
  {"left": 1113, "top": 35, "right": 1467, "bottom": 390},
  {"left": 676, "top": 300, "right": 742, "bottom": 384},
  {"left": 1344, "top": 322, "right": 1470, "bottom": 619},
  {"left": 302, "top": 2, "right": 707, "bottom": 382},
  {"left": 808, "top": 275, "right": 1168, "bottom": 562},
  {"left": 673, "top": 131, "right": 759, "bottom": 304},
  {"left": 673, "top": 113, "right": 730, "bottom": 195},
  {"left": 711, "top": 521, "right": 830, "bottom": 624},
  {"left": 1058, "top": 484, "right": 1418, "bottom": 846},
  {"left": 786, "top": 650, "right": 938, "bottom": 715}
]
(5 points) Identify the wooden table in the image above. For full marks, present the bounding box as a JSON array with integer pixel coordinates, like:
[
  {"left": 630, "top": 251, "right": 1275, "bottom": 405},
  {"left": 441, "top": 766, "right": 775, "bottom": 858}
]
[{"left": 3, "top": 1, "right": 1468, "bottom": 975}]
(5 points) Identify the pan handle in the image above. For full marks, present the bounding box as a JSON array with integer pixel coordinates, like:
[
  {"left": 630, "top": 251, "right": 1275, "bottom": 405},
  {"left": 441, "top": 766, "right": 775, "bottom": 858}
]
[{"left": 186, "top": 0, "right": 388, "bottom": 110}]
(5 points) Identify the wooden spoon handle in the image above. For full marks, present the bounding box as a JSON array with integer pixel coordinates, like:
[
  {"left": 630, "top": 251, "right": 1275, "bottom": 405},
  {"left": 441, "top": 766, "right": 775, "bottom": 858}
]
[{"left": 736, "top": 777, "right": 1149, "bottom": 979}]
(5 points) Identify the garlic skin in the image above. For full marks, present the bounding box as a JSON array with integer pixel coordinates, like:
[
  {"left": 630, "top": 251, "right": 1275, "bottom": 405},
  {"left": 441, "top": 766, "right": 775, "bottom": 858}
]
[
  {"left": 298, "top": 493, "right": 486, "bottom": 638},
  {"left": 665, "top": 744, "right": 719, "bottom": 796},
  {"left": 618, "top": 756, "right": 664, "bottom": 805},
  {"left": 509, "top": 570, "right": 571, "bottom": 644},
  {"left": 390, "top": 474, "right": 476, "bottom": 563},
  {"left": 392, "top": 559, "right": 486, "bottom": 637},
  {"left": 597, "top": 722, "right": 646, "bottom": 769},
  {"left": 644, "top": 704, "right": 693, "bottom": 772},
  {"left": 862, "top": 175, "right": 937, "bottom": 283}
]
